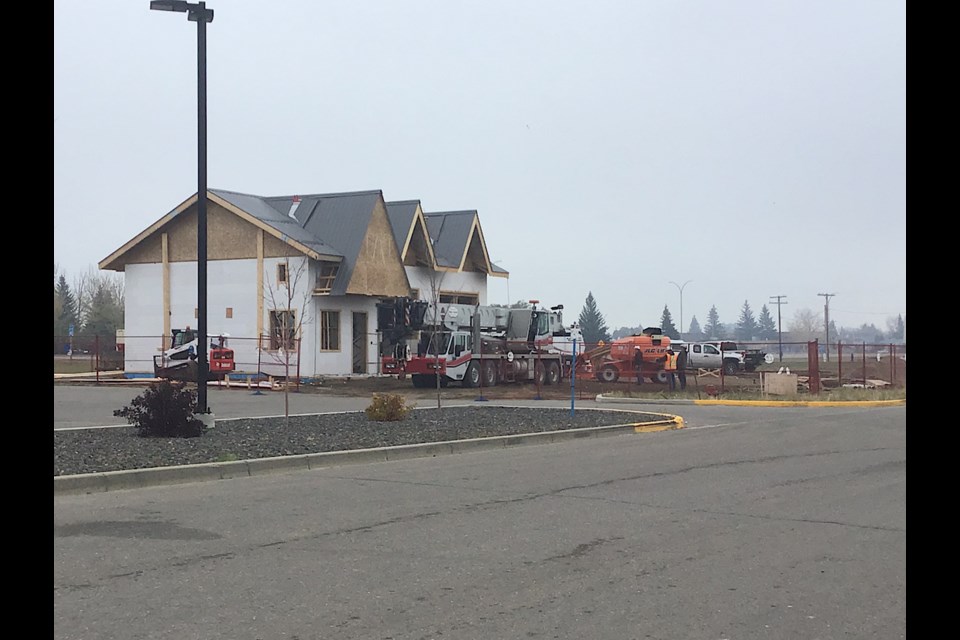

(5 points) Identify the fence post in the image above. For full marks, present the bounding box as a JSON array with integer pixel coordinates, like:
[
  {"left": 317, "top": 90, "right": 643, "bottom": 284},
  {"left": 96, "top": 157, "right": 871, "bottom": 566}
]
[
  {"left": 807, "top": 340, "right": 820, "bottom": 394},
  {"left": 475, "top": 327, "right": 487, "bottom": 402},
  {"left": 252, "top": 334, "right": 264, "bottom": 395},
  {"left": 861, "top": 342, "right": 867, "bottom": 387},
  {"left": 295, "top": 336, "right": 301, "bottom": 392},
  {"left": 570, "top": 339, "right": 576, "bottom": 416},
  {"left": 889, "top": 343, "right": 895, "bottom": 386}
]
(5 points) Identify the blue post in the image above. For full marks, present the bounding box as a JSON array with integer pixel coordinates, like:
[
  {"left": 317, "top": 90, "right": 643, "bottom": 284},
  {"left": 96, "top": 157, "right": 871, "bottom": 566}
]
[{"left": 570, "top": 339, "right": 576, "bottom": 416}]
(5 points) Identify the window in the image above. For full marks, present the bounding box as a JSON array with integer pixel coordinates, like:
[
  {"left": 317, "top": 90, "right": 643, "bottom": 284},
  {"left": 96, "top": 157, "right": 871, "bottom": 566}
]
[
  {"left": 453, "top": 333, "right": 468, "bottom": 357},
  {"left": 314, "top": 261, "right": 340, "bottom": 293},
  {"left": 225, "top": 307, "right": 233, "bottom": 319},
  {"left": 320, "top": 310, "right": 340, "bottom": 351},
  {"left": 438, "top": 292, "right": 479, "bottom": 305},
  {"left": 269, "top": 310, "right": 296, "bottom": 350},
  {"left": 277, "top": 262, "right": 288, "bottom": 286}
]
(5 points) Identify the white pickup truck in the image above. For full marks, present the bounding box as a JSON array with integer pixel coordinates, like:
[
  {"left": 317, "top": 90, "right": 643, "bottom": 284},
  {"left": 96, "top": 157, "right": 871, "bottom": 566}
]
[{"left": 675, "top": 340, "right": 769, "bottom": 375}]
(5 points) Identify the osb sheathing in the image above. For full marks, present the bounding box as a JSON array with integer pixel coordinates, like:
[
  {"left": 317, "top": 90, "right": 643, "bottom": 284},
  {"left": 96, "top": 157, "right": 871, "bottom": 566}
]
[
  {"left": 121, "top": 202, "right": 300, "bottom": 265},
  {"left": 403, "top": 216, "right": 433, "bottom": 267},
  {"left": 346, "top": 200, "right": 411, "bottom": 297},
  {"left": 462, "top": 230, "right": 488, "bottom": 272}
]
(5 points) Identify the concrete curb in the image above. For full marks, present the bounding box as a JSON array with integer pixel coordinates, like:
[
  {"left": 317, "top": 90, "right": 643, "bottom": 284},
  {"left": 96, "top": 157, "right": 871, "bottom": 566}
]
[{"left": 54, "top": 417, "right": 683, "bottom": 496}]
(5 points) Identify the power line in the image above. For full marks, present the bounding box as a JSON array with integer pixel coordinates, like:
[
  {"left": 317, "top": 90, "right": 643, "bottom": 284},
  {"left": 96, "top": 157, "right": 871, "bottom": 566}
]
[{"left": 832, "top": 308, "right": 903, "bottom": 317}]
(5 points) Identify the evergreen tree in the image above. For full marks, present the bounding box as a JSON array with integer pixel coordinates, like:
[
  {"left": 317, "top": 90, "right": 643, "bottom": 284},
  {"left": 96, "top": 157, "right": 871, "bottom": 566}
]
[
  {"left": 886, "top": 314, "right": 905, "bottom": 342},
  {"left": 54, "top": 274, "right": 79, "bottom": 349},
  {"left": 826, "top": 320, "right": 841, "bottom": 349},
  {"left": 80, "top": 279, "right": 124, "bottom": 343},
  {"left": 659, "top": 305, "right": 679, "bottom": 339},
  {"left": 687, "top": 316, "right": 705, "bottom": 341},
  {"left": 735, "top": 300, "right": 758, "bottom": 341},
  {"left": 577, "top": 292, "right": 611, "bottom": 345},
  {"left": 757, "top": 304, "right": 777, "bottom": 340},
  {"left": 703, "top": 305, "right": 722, "bottom": 339}
]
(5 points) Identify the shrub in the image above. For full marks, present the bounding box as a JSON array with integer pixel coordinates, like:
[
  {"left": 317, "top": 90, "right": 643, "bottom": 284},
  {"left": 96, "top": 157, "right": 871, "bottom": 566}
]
[
  {"left": 113, "top": 380, "right": 205, "bottom": 438},
  {"left": 365, "top": 393, "right": 414, "bottom": 422}
]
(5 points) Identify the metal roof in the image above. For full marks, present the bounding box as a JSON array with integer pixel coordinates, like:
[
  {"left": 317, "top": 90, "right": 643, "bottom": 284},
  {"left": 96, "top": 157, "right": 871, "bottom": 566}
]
[
  {"left": 384, "top": 200, "right": 420, "bottom": 256},
  {"left": 211, "top": 189, "right": 344, "bottom": 259},
  {"left": 294, "top": 191, "right": 384, "bottom": 295},
  {"left": 424, "top": 211, "right": 477, "bottom": 268},
  {"left": 213, "top": 189, "right": 387, "bottom": 295}
]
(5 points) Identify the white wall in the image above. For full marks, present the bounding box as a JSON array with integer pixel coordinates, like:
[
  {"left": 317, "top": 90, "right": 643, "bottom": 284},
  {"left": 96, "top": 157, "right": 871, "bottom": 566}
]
[
  {"left": 123, "top": 263, "right": 165, "bottom": 374},
  {"left": 406, "top": 266, "right": 488, "bottom": 304},
  {"left": 309, "top": 295, "right": 382, "bottom": 377},
  {"left": 123, "top": 259, "right": 264, "bottom": 375}
]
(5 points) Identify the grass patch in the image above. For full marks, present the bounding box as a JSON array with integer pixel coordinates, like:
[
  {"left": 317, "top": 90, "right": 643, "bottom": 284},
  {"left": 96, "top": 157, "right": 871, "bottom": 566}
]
[{"left": 54, "top": 359, "right": 96, "bottom": 374}]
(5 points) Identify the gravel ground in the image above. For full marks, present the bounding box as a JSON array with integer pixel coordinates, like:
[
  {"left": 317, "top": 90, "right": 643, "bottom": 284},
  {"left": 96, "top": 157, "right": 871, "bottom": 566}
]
[{"left": 54, "top": 406, "right": 667, "bottom": 476}]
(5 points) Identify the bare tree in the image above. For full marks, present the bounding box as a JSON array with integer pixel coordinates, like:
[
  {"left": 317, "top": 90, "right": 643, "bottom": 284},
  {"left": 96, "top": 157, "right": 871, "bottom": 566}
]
[
  {"left": 263, "top": 257, "right": 314, "bottom": 426},
  {"left": 787, "top": 308, "right": 822, "bottom": 344},
  {"left": 422, "top": 269, "right": 447, "bottom": 410}
]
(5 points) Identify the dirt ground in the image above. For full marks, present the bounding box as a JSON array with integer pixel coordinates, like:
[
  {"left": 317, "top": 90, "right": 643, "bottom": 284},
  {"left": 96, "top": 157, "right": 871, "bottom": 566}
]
[
  {"left": 300, "top": 355, "right": 905, "bottom": 400},
  {"left": 55, "top": 355, "right": 904, "bottom": 400}
]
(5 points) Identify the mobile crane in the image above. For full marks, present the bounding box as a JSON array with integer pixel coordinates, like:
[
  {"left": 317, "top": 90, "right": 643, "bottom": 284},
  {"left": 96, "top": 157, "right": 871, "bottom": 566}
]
[{"left": 377, "top": 298, "right": 584, "bottom": 389}]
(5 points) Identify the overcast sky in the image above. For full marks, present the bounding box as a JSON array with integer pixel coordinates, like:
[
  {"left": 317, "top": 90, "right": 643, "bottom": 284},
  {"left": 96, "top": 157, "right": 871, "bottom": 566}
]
[{"left": 54, "top": 0, "right": 905, "bottom": 332}]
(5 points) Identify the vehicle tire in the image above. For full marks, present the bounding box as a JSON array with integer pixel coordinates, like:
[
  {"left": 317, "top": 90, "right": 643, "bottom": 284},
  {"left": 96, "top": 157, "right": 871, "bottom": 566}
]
[
  {"left": 482, "top": 360, "right": 498, "bottom": 387},
  {"left": 723, "top": 360, "right": 739, "bottom": 376},
  {"left": 544, "top": 361, "right": 561, "bottom": 385},
  {"left": 534, "top": 361, "right": 546, "bottom": 386},
  {"left": 654, "top": 370, "right": 669, "bottom": 384},
  {"left": 462, "top": 362, "right": 480, "bottom": 388},
  {"left": 599, "top": 365, "right": 620, "bottom": 383},
  {"left": 411, "top": 374, "right": 429, "bottom": 388}
]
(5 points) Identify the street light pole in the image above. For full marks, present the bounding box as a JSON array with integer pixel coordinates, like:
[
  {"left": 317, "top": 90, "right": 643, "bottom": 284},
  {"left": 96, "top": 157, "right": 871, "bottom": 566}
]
[
  {"left": 150, "top": 1, "right": 214, "bottom": 417},
  {"left": 668, "top": 280, "right": 692, "bottom": 341}
]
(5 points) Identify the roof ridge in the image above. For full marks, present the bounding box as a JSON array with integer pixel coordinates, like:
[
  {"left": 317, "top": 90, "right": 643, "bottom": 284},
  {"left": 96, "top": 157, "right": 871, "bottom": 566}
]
[
  {"left": 424, "top": 210, "right": 477, "bottom": 216},
  {"left": 210, "top": 188, "right": 264, "bottom": 197},
  {"left": 265, "top": 189, "right": 383, "bottom": 200}
]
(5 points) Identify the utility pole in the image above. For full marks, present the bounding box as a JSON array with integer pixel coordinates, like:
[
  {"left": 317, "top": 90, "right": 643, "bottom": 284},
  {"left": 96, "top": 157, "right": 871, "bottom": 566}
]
[
  {"left": 769, "top": 295, "right": 787, "bottom": 362},
  {"left": 817, "top": 293, "right": 835, "bottom": 362}
]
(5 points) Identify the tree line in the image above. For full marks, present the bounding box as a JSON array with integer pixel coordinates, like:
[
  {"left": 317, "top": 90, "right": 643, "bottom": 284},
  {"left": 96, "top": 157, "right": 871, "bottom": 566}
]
[
  {"left": 53, "top": 264, "right": 906, "bottom": 355},
  {"left": 53, "top": 264, "right": 124, "bottom": 353},
  {"left": 575, "top": 291, "right": 905, "bottom": 347}
]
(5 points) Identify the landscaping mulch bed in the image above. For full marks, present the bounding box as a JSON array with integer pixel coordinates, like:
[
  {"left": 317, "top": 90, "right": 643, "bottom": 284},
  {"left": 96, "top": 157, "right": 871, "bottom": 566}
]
[{"left": 54, "top": 406, "right": 666, "bottom": 477}]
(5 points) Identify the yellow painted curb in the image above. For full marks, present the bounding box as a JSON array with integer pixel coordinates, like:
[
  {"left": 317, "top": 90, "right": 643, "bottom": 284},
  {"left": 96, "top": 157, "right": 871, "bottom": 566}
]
[
  {"left": 690, "top": 399, "right": 905, "bottom": 407},
  {"left": 633, "top": 415, "right": 684, "bottom": 432}
]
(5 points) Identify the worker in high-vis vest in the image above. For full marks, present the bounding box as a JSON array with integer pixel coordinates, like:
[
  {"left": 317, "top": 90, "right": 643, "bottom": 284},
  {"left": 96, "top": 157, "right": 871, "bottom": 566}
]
[{"left": 663, "top": 348, "right": 679, "bottom": 392}]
